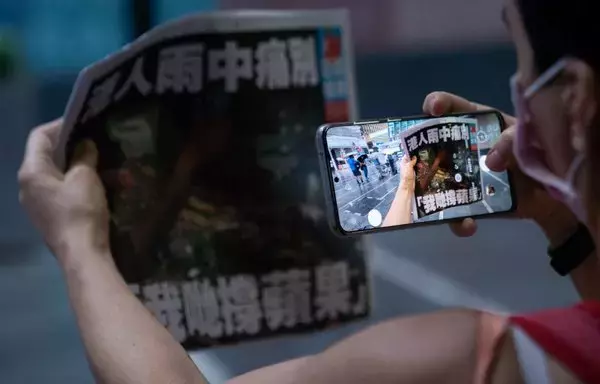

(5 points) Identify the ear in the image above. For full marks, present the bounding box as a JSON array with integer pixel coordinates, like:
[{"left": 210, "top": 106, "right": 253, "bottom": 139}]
[{"left": 562, "top": 59, "right": 598, "bottom": 152}]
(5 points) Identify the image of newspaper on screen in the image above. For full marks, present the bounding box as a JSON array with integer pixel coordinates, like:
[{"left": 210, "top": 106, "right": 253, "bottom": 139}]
[{"left": 400, "top": 117, "right": 483, "bottom": 220}]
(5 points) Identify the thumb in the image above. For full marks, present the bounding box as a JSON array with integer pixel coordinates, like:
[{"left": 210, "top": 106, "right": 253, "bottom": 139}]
[
  {"left": 70, "top": 140, "right": 98, "bottom": 170},
  {"left": 486, "top": 126, "right": 515, "bottom": 172}
]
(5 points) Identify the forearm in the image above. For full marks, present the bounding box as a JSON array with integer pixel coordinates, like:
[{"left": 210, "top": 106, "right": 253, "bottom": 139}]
[
  {"left": 58, "top": 240, "right": 206, "bottom": 384},
  {"left": 383, "top": 179, "right": 414, "bottom": 227},
  {"left": 539, "top": 211, "right": 600, "bottom": 301}
]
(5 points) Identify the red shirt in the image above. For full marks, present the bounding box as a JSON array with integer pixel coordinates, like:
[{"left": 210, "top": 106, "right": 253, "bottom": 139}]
[{"left": 510, "top": 300, "right": 600, "bottom": 383}]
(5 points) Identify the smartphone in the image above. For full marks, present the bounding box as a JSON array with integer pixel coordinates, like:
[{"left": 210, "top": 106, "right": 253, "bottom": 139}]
[{"left": 315, "top": 110, "right": 517, "bottom": 236}]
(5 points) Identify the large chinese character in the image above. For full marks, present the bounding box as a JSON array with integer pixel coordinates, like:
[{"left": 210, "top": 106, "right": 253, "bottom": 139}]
[
  {"left": 143, "top": 283, "right": 187, "bottom": 342},
  {"left": 469, "top": 184, "right": 480, "bottom": 202},
  {"left": 261, "top": 269, "right": 312, "bottom": 331},
  {"left": 156, "top": 44, "right": 204, "bottom": 94},
  {"left": 434, "top": 192, "right": 447, "bottom": 209},
  {"left": 422, "top": 194, "right": 437, "bottom": 214},
  {"left": 114, "top": 57, "right": 153, "bottom": 101},
  {"left": 418, "top": 131, "right": 428, "bottom": 147},
  {"left": 288, "top": 37, "right": 319, "bottom": 87},
  {"left": 439, "top": 125, "right": 452, "bottom": 142},
  {"left": 181, "top": 279, "right": 223, "bottom": 338},
  {"left": 80, "top": 72, "right": 120, "bottom": 123},
  {"left": 445, "top": 189, "right": 457, "bottom": 207},
  {"left": 255, "top": 38, "right": 290, "bottom": 90},
  {"left": 315, "top": 262, "right": 351, "bottom": 321},
  {"left": 208, "top": 41, "right": 253, "bottom": 93},
  {"left": 456, "top": 189, "right": 469, "bottom": 204},
  {"left": 451, "top": 125, "right": 462, "bottom": 141},
  {"left": 407, "top": 136, "right": 418, "bottom": 152},
  {"left": 217, "top": 275, "right": 262, "bottom": 336},
  {"left": 461, "top": 124, "right": 470, "bottom": 140},
  {"left": 427, "top": 128, "right": 439, "bottom": 144}
]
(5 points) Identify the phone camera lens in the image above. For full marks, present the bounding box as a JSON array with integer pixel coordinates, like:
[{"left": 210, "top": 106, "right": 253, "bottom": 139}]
[{"left": 334, "top": 177, "right": 340, "bottom": 183}]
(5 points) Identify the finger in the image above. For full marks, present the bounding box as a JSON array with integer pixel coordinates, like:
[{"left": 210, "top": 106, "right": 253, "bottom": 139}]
[
  {"left": 423, "top": 92, "right": 483, "bottom": 116},
  {"left": 422, "top": 92, "right": 515, "bottom": 124},
  {"left": 485, "top": 126, "right": 516, "bottom": 172},
  {"left": 69, "top": 140, "right": 98, "bottom": 170},
  {"left": 448, "top": 218, "right": 478, "bottom": 237},
  {"left": 19, "top": 119, "right": 63, "bottom": 179},
  {"left": 410, "top": 156, "right": 417, "bottom": 165}
]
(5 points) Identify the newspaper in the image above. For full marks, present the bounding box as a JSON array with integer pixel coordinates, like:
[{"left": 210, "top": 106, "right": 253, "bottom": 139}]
[
  {"left": 55, "top": 10, "right": 370, "bottom": 350},
  {"left": 400, "top": 117, "right": 483, "bottom": 221}
]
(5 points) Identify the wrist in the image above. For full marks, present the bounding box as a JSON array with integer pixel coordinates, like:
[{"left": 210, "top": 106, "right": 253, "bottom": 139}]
[
  {"left": 399, "top": 177, "right": 415, "bottom": 190},
  {"left": 54, "top": 231, "right": 114, "bottom": 271},
  {"left": 537, "top": 209, "right": 579, "bottom": 248}
]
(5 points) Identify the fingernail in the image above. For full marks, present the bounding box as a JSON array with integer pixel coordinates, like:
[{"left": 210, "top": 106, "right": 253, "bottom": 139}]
[
  {"left": 432, "top": 96, "right": 444, "bottom": 115},
  {"left": 429, "top": 95, "right": 438, "bottom": 113}
]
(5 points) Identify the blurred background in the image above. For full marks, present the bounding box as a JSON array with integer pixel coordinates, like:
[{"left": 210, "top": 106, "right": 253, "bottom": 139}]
[{"left": 0, "top": 1, "right": 578, "bottom": 383}]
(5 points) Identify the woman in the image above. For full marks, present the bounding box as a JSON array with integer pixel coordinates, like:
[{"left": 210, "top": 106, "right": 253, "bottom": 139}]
[{"left": 18, "top": 0, "right": 600, "bottom": 383}]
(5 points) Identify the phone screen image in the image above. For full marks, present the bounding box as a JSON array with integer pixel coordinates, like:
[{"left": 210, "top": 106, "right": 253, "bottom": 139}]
[{"left": 323, "top": 112, "right": 515, "bottom": 233}]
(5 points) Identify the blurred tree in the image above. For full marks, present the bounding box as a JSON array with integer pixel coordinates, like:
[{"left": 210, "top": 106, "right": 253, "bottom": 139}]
[{"left": 0, "top": 31, "right": 17, "bottom": 81}]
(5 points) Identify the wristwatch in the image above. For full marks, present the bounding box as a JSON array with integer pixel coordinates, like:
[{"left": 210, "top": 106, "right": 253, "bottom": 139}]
[{"left": 548, "top": 222, "right": 595, "bottom": 276}]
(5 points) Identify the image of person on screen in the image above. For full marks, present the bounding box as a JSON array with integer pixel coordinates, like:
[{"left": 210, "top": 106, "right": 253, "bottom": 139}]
[
  {"left": 346, "top": 154, "right": 365, "bottom": 185},
  {"left": 387, "top": 153, "right": 398, "bottom": 175},
  {"left": 383, "top": 155, "right": 417, "bottom": 227},
  {"left": 372, "top": 148, "right": 388, "bottom": 180},
  {"left": 357, "top": 153, "right": 370, "bottom": 182}
]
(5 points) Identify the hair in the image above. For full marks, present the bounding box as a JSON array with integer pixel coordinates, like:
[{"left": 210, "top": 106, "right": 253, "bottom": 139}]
[
  {"left": 349, "top": 155, "right": 355, "bottom": 159},
  {"left": 518, "top": 0, "right": 600, "bottom": 226},
  {"left": 517, "top": 0, "right": 600, "bottom": 73}
]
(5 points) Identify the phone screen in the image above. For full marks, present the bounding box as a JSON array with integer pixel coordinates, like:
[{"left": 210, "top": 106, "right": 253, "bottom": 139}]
[{"left": 323, "top": 112, "right": 515, "bottom": 233}]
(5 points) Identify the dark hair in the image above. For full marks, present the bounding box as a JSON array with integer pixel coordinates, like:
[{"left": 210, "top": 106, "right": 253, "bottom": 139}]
[
  {"left": 517, "top": 0, "right": 600, "bottom": 73},
  {"left": 349, "top": 155, "right": 355, "bottom": 159}
]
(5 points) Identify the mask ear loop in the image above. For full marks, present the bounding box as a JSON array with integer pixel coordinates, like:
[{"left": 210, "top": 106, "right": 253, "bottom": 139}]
[
  {"left": 563, "top": 154, "right": 585, "bottom": 198},
  {"left": 524, "top": 58, "right": 570, "bottom": 98}
]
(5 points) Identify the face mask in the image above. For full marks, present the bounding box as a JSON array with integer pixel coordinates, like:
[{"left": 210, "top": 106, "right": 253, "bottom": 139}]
[{"left": 511, "top": 59, "right": 587, "bottom": 222}]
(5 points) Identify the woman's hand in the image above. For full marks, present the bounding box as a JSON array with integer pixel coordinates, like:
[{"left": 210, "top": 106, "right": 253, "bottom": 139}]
[{"left": 422, "top": 92, "right": 578, "bottom": 244}]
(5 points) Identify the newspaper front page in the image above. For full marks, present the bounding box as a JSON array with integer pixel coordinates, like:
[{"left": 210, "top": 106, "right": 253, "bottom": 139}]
[{"left": 57, "top": 10, "right": 370, "bottom": 349}]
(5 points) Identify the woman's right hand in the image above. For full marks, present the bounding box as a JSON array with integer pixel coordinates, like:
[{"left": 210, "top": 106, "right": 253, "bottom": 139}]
[{"left": 422, "top": 92, "right": 579, "bottom": 245}]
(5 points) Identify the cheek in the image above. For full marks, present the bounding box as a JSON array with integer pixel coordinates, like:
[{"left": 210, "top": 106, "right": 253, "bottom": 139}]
[{"left": 529, "top": 95, "right": 574, "bottom": 177}]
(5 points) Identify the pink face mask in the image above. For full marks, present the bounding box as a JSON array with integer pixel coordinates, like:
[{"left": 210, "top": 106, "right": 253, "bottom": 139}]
[{"left": 511, "top": 59, "right": 587, "bottom": 223}]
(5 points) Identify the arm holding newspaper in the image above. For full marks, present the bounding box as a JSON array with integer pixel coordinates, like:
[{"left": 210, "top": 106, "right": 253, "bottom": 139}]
[
  {"left": 382, "top": 156, "right": 417, "bottom": 227},
  {"left": 18, "top": 120, "right": 207, "bottom": 384}
]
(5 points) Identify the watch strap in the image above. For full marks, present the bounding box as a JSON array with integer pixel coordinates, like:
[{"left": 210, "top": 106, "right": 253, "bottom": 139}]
[{"left": 548, "top": 222, "right": 595, "bottom": 276}]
